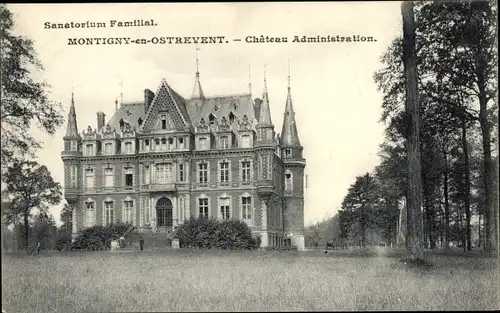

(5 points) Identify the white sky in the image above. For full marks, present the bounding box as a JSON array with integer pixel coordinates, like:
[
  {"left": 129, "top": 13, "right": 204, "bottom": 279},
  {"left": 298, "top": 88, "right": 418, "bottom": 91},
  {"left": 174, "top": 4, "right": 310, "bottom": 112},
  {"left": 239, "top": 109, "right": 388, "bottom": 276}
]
[{"left": 7, "top": 2, "right": 403, "bottom": 226}]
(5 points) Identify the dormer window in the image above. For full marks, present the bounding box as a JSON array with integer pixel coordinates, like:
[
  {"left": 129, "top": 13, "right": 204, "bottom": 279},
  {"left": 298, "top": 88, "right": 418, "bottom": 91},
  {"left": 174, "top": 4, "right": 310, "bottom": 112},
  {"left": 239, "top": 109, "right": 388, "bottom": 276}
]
[
  {"left": 125, "top": 142, "right": 133, "bottom": 154},
  {"left": 85, "top": 144, "right": 94, "bottom": 156},
  {"left": 199, "top": 137, "right": 208, "bottom": 150},
  {"left": 241, "top": 134, "right": 251, "bottom": 148},
  {"left": 220, "top": 136, "right": 229, "bottom": 149},
  {"left": 138, "top": 117, "right": 143, "bottom": 126},
  {"left": 233, "top": 103, "right": 238, "bottom": 110},
  {"left": 168, "top": 138, "right": 174, "bottom": 149},
  {"left": 161, "top": 115, "right": 167, "bottom": 130},
  {"left": 209, "top": 113, "right": 216, "bottom": 124},
  {"left": 228, "top": 112, "right": 235, "bottom": 123},
  {"left": 145, "top": 139, "right": 150, "bottom": 146}
]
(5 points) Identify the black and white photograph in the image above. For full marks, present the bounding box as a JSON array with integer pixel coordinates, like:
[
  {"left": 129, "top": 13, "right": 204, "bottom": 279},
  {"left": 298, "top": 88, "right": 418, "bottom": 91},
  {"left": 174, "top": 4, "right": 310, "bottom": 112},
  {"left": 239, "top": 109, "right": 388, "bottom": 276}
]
[{"left": 1, "top": 1, "right": 498, "bottom": 312}]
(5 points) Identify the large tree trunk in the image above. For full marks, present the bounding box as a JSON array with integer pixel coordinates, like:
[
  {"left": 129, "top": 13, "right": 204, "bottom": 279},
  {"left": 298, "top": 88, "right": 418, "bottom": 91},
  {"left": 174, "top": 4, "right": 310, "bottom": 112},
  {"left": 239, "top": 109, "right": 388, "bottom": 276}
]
[
  {"left": 401, "top": 1, "right": 424, "bottom": 260},
  {"left": 461, "top": 108, "right": 472, "bottom": 251},
  {"left": 477, "top": 78, "right": 497, "bottom": 253},
  {"left": 24, "top": 211, "right": 29, "bottom": 250},
  {"left": 443, "top": 162, "right": 450, "bottom": 250}
]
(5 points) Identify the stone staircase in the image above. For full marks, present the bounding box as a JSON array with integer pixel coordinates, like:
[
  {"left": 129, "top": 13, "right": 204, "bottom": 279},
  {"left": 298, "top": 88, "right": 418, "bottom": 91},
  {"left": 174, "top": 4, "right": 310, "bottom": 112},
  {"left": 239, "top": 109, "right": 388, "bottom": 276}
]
[{"left": 122, "top": 231, "right": 174, "bottom": 251}]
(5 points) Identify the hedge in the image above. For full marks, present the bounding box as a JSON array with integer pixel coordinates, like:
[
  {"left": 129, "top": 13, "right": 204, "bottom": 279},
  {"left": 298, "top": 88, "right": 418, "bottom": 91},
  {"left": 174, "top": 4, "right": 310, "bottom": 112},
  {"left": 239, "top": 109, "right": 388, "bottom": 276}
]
[
  {"left": 173, "top": 216, "right": 261, "bottom": 250},
  {"left": 70, "top": 223, "right": 132, "bottom": 251}
]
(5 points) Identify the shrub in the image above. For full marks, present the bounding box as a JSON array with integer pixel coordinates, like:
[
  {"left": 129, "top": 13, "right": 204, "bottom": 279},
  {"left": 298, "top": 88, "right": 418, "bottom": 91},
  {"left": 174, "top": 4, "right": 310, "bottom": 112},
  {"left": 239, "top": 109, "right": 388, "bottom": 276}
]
[
  {"left": 55, "top": 228, "right": 72, "bottom": 251},
  {"left": 173, "top": 217, "right": 260, "bottom": 250},
  {"left": 71, "top": 223, "right": 132, "bottom": 251}
]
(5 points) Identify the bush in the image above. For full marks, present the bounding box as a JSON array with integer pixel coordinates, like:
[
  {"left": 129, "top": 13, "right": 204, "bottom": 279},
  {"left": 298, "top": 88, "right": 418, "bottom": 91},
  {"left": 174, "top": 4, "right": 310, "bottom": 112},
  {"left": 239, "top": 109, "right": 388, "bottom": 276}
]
[
  {"left": 55, "top": 228, "right": 72, "bottom": 251},
  {"left": 71, "top": 223, "right": 132, "bottom": 251},
  {"left": 173, "top": 217, "right": 261, "bottom": 250}
]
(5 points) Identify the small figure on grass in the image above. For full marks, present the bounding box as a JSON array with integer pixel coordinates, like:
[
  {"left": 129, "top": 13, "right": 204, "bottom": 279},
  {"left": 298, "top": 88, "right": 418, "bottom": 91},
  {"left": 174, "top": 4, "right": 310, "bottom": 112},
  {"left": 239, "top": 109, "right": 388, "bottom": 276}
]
[{"left": 139, "top": 236, "right": 144, "bottom": 251}]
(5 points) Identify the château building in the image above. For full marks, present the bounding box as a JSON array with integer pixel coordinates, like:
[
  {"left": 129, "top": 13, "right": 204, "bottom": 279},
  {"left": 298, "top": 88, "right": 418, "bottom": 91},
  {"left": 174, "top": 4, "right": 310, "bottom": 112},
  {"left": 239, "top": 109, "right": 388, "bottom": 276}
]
[{"left": 61, "top": 64, "right": 306, "bottom": 250}]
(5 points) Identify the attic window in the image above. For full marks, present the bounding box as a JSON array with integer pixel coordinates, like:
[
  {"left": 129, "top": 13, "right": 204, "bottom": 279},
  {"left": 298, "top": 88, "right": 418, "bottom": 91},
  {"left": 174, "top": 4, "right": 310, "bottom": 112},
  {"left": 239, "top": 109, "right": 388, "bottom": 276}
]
[
  {"left": 126, "top": 110, "right": 132, "bottom": 116},
  {"left": 119, "top": 119, "right": 125, "bottom": 129},
  {"left": 214, "top": 104, "right": 219, "bottom": 111},
  {"left": 233, "top": 103, "right": 238, "bottom": 110},
  {"left": 138, "top": 117, "right": 143, "bottom": 126},
  {"left": 209, "top": 113, "right": 216, "bottom": 124},
  {"left": 228, "top": 111, "right": 235, "bottom": 123}
]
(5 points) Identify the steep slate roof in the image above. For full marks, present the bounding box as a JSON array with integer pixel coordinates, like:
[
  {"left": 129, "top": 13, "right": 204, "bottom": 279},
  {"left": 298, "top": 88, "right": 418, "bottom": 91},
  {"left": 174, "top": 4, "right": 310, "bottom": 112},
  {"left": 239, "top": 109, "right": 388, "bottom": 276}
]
[
  {"left": 186, "top": 93, "right": 259, "bottom": 131},
  {"left": 280, "top": 84, "right": 301, "bottom": 146},
  {"left": 65, "top": 93, "right": 79, "bottom": 138},
  {"left": 105, "top": 102, "right": 145, "bottom": 132},
  {"left": 103, "top": 78, "right": 260, "bottom": 134}
]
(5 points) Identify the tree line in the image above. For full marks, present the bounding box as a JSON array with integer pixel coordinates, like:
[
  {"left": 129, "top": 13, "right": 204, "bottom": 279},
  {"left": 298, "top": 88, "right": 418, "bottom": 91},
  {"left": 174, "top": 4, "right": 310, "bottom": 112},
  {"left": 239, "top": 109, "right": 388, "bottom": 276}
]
[{"left": 307, "top": 1, "right": 498, "bottom": 256}]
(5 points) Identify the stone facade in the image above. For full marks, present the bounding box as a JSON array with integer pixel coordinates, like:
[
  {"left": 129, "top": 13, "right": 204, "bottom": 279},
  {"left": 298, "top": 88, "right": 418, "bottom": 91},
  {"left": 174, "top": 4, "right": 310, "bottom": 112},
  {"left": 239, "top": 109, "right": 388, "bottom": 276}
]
[{"left": 61, "top": 68, "right": 306, "bottom": 250}]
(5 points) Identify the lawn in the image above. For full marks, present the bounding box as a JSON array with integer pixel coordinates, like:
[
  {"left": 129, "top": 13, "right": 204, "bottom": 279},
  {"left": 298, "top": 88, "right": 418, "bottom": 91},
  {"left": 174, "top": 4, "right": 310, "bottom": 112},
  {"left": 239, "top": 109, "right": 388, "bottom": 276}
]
[{"left": 1, "top": 248, "right": 499, "bottom": 312}]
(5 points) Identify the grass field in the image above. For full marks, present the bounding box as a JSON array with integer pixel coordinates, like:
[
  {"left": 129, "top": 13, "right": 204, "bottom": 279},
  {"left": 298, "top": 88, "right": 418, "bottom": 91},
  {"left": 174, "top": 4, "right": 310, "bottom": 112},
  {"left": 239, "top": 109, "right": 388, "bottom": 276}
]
[{"left": 2, "top": 248, "right": 499, "bottom": 312}]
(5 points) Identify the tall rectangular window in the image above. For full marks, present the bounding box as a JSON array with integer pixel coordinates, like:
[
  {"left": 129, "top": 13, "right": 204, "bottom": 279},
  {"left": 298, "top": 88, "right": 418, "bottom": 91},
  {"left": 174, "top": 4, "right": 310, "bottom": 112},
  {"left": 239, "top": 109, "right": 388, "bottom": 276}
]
[
  {"left": 125, "top": 142, "right": 133, "bottom": 154},
  {"left": 168, "top": 138, "right": 174, "bottom": 150},
  {"left": 125, "top": 168, "right": 133, "bottom": 188},
  {"left": 156, "top": 163, "right": 173, "bottom": 184},
  {"left": 85, "top": 144, "right": 94, "bottom": 156},
  {"left": 179, "top": 164, "right": 185, "bottom": 182},
  {"left": 85, "top": 201, "right": 96, "bottom": 228},
  {"left": 241, "top": 134, "right": 251, "bottom": 148},
  {"left": 285, "top": 173, "right": 293, "bottom": 193},
  {"left": 144, "top": 139, "right": 150, "bottom": 151},
  {"left": 104, "top": 201, "right": 114, "bottom": 225},
  {"left": 198, "top": 198, "right": 209, "bottom": 218},
  {"left": 70, "top": 141, "right": 78, "bottom": 151},
  {"left": 123, "top": 200, "right": 133, "bottom": 223},
  {"left": 220, "top": 198, "right": 230, "bottom": 220},
  {"left": 241, "top": 161, "right": 251, "bottom": 182},
  {"left": 220, "top": 162, "right": 229, "bottom": 183},
  {"left": 70, "top": 165, "right": 77, "bottom": 187},
  {"left": 85, "top": 168, "right": 94, "bottom": 188},
  {"left": 242, "top": 197, "right": 252, "bottom": 220},
  {"left": 220, "top": 136, "right": 229, "bottom": 149},
  {"left": 104, "top": 167, "right": 114, "bottom": 187},
  {"left": 144, "top": 165, "right": 150, "bottom": 184},
  {"left": 199, "top": 137, "right": 208, "bottom": 150},
  {"left": 178, "top": 137, "right": 185, "bottom": 149},
  {"left": 161, "top": 115, "right": 167, "bottom": 130},
  {"left": 198, "top": 163, "right": 208, "bottom": 185},
  {"left": 104, "top": 143, "right": 113, "bottom": 155}
]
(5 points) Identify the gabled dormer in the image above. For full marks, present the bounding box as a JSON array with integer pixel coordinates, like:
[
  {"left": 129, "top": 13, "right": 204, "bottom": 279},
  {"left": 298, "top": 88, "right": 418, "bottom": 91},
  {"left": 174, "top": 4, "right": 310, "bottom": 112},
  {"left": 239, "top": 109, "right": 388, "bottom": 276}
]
[
  {"left": 195, "top": 118, "right": 213, "bottom": 150},
  {"left": 82, "top": 125, "right": 100, "bottom": 156},
  {"left": 121, "top": 122, "right": 137, "bottom": 155},
  {"left": 237, "top": 114, "right": 254, "bottom": 149},
  {"left": 217, "top": 116, "right": 235, "bottom": 149},
  {"left": 101, "top": 124, "right": 119, "bottom": 156}
]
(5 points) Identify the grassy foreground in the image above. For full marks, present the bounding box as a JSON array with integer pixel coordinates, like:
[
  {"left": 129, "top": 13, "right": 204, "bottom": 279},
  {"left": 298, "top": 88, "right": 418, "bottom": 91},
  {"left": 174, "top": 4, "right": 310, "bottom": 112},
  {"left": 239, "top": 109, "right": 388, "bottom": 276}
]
[{"left": 1, "top": 248, "right": 499, "bottom": 312}]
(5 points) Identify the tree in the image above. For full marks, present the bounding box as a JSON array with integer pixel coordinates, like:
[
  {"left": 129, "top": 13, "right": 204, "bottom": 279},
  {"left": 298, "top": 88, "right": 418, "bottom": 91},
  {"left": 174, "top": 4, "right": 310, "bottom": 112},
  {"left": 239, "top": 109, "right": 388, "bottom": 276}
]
[
  {"left": 417, "top": 1, "right": 498, "bottom": 252},
  {"left": 0, "top": 4, "right": 64, "bottom": 172},
  {"left": 60, "top": 203, "right": 73, "bottom": 233},
  {"left": 401, "top": 1, "right": 425, "bottom": 260},
  {"left": 32, "top": 211, "right": 57, "bottom": 250},
  {"left": 3, "top": 160, "right": 62, "bottom": 250}
]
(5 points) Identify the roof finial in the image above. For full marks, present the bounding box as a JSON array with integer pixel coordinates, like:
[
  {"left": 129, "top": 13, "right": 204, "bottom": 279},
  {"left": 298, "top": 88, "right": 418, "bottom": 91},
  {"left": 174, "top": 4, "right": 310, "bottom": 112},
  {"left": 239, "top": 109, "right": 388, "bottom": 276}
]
[
  {"left": 248, "top": 65, "right": 252, "bottom": 95},
  {"left": 71, "top": 86, "right": 74, "bottom": 107},
  {"left": 196, "top": 44, "right": 200, "bottom": 77},
  {"left": 264, "top": 64, "right": 268, "bottom": 92},
  {"left": 119, "top": 75, "right": 124, "bottom": 105},
  {"left": 288, "top": 54, "right": 291, "bottom": 90},
  {"left": 115, "top": 98, "right": 119, "bottom": 113}
]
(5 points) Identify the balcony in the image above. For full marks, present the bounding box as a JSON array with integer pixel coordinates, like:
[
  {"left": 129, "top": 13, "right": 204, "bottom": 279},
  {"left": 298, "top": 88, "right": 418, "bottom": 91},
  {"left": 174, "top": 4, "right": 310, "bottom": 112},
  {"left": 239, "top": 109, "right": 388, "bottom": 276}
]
[{"left": 140, "top": 183, "right": 177, "bottom": 192}]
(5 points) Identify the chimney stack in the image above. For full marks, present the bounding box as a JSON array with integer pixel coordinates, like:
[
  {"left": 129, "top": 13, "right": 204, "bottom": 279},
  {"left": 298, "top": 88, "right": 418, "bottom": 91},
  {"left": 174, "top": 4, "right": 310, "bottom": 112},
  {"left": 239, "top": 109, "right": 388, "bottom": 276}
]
[
  {"left": 96, "top": 112, "right": 106, "bottom": 131},
  {"left": 144, "top": 89, "right": 155, "bottom": 114}
]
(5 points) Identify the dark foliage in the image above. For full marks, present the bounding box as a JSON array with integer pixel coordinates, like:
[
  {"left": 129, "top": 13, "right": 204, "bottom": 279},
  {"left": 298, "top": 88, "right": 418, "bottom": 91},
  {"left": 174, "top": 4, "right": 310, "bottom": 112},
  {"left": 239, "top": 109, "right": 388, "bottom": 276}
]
[
  {"left": 173, "top": 216, "right": 261, "bottom": 250},
  {"left": 70, "top": 223, "right": 132, "bottom": 251}
]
